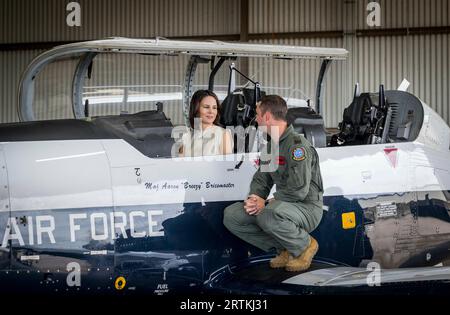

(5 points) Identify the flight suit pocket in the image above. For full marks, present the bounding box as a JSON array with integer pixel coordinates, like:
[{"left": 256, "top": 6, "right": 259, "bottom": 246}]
[{"left": 288, "top": 165, "right": 304, "bottom": 188}]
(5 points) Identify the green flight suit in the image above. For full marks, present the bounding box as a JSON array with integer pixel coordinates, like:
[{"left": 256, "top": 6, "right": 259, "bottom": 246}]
[{"left": 224, "top": 125, "right": 323, "bottom": 257}]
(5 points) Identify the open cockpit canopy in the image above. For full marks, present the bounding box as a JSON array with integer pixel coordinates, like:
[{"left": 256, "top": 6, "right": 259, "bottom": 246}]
[{"left": 18, "top": 37, "right": 348, "bottom": 124}]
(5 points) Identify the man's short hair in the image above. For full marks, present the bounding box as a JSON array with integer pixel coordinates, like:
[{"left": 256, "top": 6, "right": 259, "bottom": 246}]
[{"left": 258, "top": 95, "right": 287, "bottom": 121}]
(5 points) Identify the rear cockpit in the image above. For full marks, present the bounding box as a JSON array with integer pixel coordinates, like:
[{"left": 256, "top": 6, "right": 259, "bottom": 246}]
[{"left": 330, "top": 86, "right": 424, "bottom": 147}]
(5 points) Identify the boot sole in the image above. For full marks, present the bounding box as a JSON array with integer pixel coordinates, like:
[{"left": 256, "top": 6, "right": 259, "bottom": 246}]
[
  {"left": 285, "top": 243, "right": 319, "bottom": 272},
  {"left": 270, "top": 262, "right": 288, "bottom": 269}
]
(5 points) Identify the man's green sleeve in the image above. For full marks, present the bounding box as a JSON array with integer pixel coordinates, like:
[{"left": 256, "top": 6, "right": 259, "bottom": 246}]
[{"left": 249, "top": 170, "right": 273, "bottom": 199}]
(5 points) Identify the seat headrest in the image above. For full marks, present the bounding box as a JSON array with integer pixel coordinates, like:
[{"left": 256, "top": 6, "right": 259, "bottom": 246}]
[
  {"left": 220, "top": 88, "right": 265, "bottom": 127},
  {"left": 342, "top": 93, "right": 378, "bottom": 126}
]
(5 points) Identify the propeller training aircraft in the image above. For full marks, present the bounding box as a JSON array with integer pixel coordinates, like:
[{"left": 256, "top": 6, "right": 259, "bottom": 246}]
[{"left": 0, "top": 38, "right": 449, "bottom": 295}]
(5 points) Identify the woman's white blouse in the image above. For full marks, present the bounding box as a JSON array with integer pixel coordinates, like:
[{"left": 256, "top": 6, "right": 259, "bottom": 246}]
[{"left": 181, "top": 125, "right": 232, "bottom": 156}]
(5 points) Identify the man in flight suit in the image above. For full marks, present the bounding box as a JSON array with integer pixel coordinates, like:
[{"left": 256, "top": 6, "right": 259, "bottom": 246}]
[{"left": 223, "top": 95, "right": 323, "bottom": 271}]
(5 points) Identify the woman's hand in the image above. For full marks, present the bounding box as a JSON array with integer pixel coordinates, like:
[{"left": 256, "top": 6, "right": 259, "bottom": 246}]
[{"left": 222, "top": 129, "right": 233, "bottom": 155}]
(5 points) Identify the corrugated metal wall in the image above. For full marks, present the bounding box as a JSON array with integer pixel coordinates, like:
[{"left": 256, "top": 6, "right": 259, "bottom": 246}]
[
  {"left": 250, "top": 0, "right": 343, "bottom": 33},
  {"left": 0, "top": 50, "right": 45, "bottom": 122},
  {"left": 354, "top": 0, "right": 450, "bottom": 29},
  {"left": 1, "top": 0, "right": 449, "bottom": 128},
  {"left": 0, "top": 0, "right": 240, "bottom": 42},
  {"left": 250, "top": 0, "right": 449, "bottom": 31}
]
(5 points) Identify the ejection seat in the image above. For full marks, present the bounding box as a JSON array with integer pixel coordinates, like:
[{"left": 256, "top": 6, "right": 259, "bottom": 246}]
[
  {"left": 220, "top": 88, "right": 264, "bottom": 153},
  {"left": 330, "top": 87, "right": 424, "bottom": 146},
  {"left": 287, "top": 107, "right": 327, "bottom": 148},
  {"left": 330, "top": 93, "right": 378, "bottom": 146},
  {"left": 220, "top": 89, "right": 327, "bottom": 150}
]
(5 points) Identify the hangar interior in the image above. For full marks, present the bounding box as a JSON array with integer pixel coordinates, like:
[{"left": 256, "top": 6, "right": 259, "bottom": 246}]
[{"left": 1, "top": 0, "right": 449, "bottom": 129}]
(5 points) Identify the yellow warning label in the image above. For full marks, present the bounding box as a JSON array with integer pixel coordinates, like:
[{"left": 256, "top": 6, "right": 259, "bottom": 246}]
[
  {"left": 342, "top": 212, "right": 356, "bottom": 229},
  {"left": 115, "top": 276, "right": 126, "bottom": 290}
]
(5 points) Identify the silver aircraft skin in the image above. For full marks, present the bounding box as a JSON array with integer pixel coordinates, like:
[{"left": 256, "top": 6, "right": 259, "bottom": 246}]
[{"left": 0, "top": 38, "right": 450, "bottom": 295}]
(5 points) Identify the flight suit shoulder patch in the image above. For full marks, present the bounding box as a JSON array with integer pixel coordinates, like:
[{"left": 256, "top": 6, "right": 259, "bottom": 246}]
[{"left": 291, "top": 146, "right": 306, "bottom": 161}]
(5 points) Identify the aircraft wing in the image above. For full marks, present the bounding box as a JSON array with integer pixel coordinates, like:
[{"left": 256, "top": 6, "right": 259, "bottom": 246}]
[
  {"left": 283, "top": 265, "right": 450, "bottom": 286},
  {"left": 206, "top": 258, "right": 450, "bottom": 294}
]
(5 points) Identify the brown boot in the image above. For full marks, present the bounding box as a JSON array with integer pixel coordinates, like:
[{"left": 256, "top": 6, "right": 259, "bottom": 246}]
[
  {"left": 269, "top": 250, "right": 291, "bottom": 268},
  {"left": 285, "top": 237, "right": 318, "bottom": 272}
]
